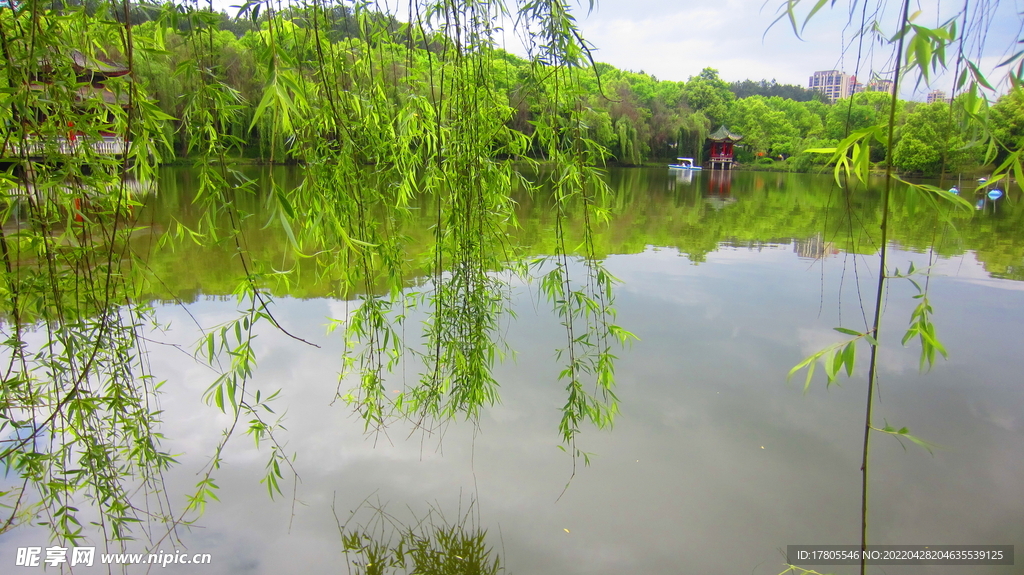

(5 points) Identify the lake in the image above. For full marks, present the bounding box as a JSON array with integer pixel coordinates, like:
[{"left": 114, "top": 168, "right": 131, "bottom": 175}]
[{"left": 2, "top": 167, "right": 1022, "bottom": 574}]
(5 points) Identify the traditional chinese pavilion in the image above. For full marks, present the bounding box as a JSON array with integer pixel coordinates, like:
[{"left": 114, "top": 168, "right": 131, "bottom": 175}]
[
  {"left": 16, "top": 49, "right": 132, "bottom": 156},
  {"left": 65, "top": 50, "right": 130, "bottom": 143},
  {"left": 707, "top": 125, "right": 743, "bottom": 170}
]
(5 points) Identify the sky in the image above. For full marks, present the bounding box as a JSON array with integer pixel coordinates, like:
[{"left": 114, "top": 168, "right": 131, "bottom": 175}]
[
  {"left": 534, "top": 0, "right": 1024, "bottom": 100},
  {"left": 212, "top": 0, "right": 1024, "bottom": 101}
]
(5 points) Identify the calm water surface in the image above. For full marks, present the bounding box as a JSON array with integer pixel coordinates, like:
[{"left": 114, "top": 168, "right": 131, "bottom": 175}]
[{"left": 3, "top": 168, "right": 1023, "bottom": 574}]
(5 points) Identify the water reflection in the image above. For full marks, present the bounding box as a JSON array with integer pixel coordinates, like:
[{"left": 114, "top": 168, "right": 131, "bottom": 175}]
[
  {"left": 668, "top": 167, "right": 693, "bottom": 188},
  {"left": 104, "top": 244, "right": 1018, "bottom": 575},
  {"left": 706, "top": 168, "right": 733, "bottom": 200},
  {"left": 975, "top": 191, "right": 1004, "bottom": 213},
  {"left": 338, "top": 498, "right": 501, "bottom": 575},
  {"left": 2, "top": 168, "right": 1020, "bottom": 575},
  {"left": 794, "top": 233, "right": 840, "bottom": 260},
  {"left": 3, "top": 173, "right": 156, "bottom": 226},
  {"left": 127, "top": 167, "right": 1024, "bottom": 299}
]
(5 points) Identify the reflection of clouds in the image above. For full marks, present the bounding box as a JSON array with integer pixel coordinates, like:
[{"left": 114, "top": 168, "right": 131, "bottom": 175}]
[
  {"left": 325, "top": 297, "right": 361, "bottom": 324},
  {"left": 953, "top": 277, "right": 1024, "bottom": 292},
  {"left": 876, "top": 345, "right": 924, "bottom": 375},
  {"left": 4, "top": 241, "right": 1024, "bottom": 574},
  {"left": 928, "top": 250, "right": 990, "bottom": 278},
  {"left": 609, "top": 249, "right": 717, "bottom": 307},
  {"left": 968, "top": 398, "right": 1022, "bottom": 434},
  {"left": 884, "top": 249, "right": 1024, "bottom": 291},
  {"left": 796, "top": 326, "right": 847, "bottom": 358}
]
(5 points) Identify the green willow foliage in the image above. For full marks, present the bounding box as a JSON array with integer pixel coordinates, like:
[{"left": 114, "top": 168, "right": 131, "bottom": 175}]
[
  {"left": 0, "top": 0, "right": 634, "bottom": 549},
  {"left": 775, "top": 1, "right": 1024, "bottom": 574},
  {"left": 0, "top": 1, "right": 175, "bottom": 546}
]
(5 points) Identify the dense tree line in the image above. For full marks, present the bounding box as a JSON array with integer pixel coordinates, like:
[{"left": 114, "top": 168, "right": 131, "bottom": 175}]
[
  {"left": 84, "top": 7, "right": 1024, "bottom": 174},
  {"left": 729, "top": 79, "right": 822, "bottom": 102}
]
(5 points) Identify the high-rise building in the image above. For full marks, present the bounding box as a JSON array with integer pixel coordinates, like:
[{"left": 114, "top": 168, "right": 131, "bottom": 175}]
[
  {"left": 866, "top": 79, "right": 895, "bottom": 95},
  {"left": 808, "top": 70, "right": 857, "bottom": 103},
  {"left": 926, "top": 89, "right": 950, "bottom": 104}
]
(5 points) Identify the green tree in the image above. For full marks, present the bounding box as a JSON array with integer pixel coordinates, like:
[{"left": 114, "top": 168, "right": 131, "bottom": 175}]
[
  {"left": 892, "top": 101, "right": 980, "bottom": 174},
  {"left": 824, "top": 90, "right": 901, "bottom": 140},
  {"left": 989, "top": 88, "right": 1024, "bottom": 164},
  {"left": 729, "top": 95, "right": 799, "bottom": 156},
  {"left": 604, "top": 78, "right": 651, "bottom": 164},
  {"left": 677, "top": 110, "right": 711, "bottom": 163},
  {"left": 729, "top": 78, "right": 821, "bottom": 101},
  {"left": 825, "top": 91, "right": 904, "bottom": 162},
  {"left": 681, "top": 67, "right": 735, "bottom": 127}
]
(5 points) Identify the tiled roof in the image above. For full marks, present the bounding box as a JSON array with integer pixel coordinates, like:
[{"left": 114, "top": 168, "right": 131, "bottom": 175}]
[{"left": 708, "top": 125, "right": 743, "bottom": 142}]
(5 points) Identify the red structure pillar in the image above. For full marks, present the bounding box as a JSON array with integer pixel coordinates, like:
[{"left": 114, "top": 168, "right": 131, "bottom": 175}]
[{"left": 707, "top": 126, "right": 743, "bottom": 170}]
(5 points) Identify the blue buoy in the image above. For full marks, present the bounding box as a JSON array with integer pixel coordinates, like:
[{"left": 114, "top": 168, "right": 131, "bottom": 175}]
[
  {"left": 976, "top": 199, "right": 985, "bottom": 210},
  {"left": 988, "top": 189, "right": 1004, "bottom": 201},
  {"left": 949, "top": 186, "right": 959, "bottom": 195}
]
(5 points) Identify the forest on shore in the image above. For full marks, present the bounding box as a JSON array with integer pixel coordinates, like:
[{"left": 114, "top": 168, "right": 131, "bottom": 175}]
[{"left": 50, "top": 3, "right": 1023, "bottom": 176}]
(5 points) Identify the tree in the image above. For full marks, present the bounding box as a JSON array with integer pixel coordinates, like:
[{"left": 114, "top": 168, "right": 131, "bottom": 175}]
[
  {"left": 989, "top": 89, "right": 1024, "bottom": 164},
  {"left": 681, "top": 67, "right": 735, "bottom": 127},
  {"left": 677, "top": 110, "right": 711, "bottom": 163},
  {"left": 892, "top": 102, "right": 980, "bottom": 174},
  {"left": 825, "top": 91, "right": 904, "bottom": 162},
  {"left": 605, "top": 78, "right": 652, "bottom": 164},
  {"left": 824, "top": 90, "right": 901, "bottom": 140},
  {"left": 729, "top": 95, "right": 799, "bottom": 156},
  {"left": 729, "top": 78, "right": 820, "bottom": 101}
]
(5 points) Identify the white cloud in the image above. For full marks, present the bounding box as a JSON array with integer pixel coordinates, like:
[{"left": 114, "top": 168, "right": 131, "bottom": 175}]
[{"left": 572, "top": 0, "right": 1022, "bottom": 98}]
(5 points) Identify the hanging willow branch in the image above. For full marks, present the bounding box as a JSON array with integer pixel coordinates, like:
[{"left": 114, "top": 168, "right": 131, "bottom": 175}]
[{"left": 0, "top": 0, "right": 634, "bottom": 547}]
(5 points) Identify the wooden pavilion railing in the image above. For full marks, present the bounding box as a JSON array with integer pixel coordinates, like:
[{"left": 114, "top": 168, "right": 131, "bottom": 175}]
[{"left": 3, "top": 135, "right": 129, "bottom": 158}]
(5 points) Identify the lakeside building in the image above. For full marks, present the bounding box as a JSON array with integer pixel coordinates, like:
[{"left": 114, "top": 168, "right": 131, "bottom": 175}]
[
  {"left": 3, "top": 49, "right": 130, "bottom": 160},
  {"left": 808, "top": 70, "right": 857, "bottom": 103},
  {"left": 926, "top": 89, "right": 950, "bottom": 103},
  {"left": 866, "top": 78, "right": 895, "bottom": 95},
  {"left": 707, "top": 125, "right": 743, "bottom": 170}
]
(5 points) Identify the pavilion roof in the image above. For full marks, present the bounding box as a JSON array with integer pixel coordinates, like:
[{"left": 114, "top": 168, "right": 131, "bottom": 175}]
[
  {"left": 76, "top": 85, "right": 129, "bottom": 106},
  {"left": 36, "top": 49, "right": 131, "bottom": 78},
  {"left": 71, "top": 50, "right": 130, "bottom": 77},
  {"left": 708, "top": 125, "right": 743, "bottom": 142}
]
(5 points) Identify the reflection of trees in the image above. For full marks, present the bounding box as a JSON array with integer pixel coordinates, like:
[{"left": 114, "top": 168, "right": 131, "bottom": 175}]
[
  {"left": 337, "top": 498, "right": 502, "bottom": 575},
  {"left": 134, "top": 169, "right": 1024, "bottom": 299}
]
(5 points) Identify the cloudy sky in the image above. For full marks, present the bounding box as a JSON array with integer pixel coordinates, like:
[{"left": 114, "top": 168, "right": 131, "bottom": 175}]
[
  {"left": 525, "top": 0, "right": 1024, "bottom": 100},
  {"left": 214, "top": 0, "right": 1024, "bottom": 100}
]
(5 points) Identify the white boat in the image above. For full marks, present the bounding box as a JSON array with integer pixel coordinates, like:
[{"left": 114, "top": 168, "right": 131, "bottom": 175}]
[{"left": 669, "top": 157, "right": 702, "bottom": 170}]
